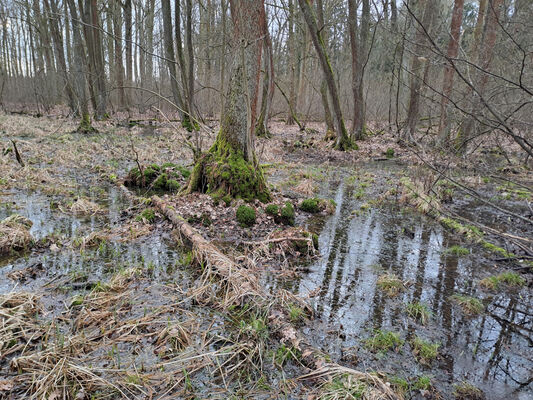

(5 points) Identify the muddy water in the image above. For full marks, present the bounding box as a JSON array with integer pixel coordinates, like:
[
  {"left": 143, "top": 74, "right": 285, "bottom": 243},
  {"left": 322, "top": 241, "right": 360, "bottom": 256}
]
[{"left": 268, "top": 180, "right": 532, "bottom": 399}]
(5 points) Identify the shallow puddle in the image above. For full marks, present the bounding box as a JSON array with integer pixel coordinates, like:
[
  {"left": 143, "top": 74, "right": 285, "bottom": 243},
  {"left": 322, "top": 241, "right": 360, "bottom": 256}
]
[{"left": 267, "top": 181, "right": 532, "bottom": 399}]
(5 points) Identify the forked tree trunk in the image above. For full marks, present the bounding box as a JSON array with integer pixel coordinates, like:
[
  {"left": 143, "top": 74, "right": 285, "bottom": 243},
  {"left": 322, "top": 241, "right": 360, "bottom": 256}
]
[
  {"left": 298, "top": 0, "right": 355, "bottom": 150},
  {"left": 186, "top": 0, "right": 270, "bottom": 202}
]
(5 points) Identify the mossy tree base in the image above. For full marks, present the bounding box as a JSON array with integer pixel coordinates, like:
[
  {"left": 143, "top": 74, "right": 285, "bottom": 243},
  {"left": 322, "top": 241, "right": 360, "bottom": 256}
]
[
  {"left": 335, "top": 133, "right": 358, "bottom": 151},
  {"left": 76, "top": 113, "right": 97, "bottom": 134},
  {"left": 186, "top": 135, "right": 270, "bottom": 202}
]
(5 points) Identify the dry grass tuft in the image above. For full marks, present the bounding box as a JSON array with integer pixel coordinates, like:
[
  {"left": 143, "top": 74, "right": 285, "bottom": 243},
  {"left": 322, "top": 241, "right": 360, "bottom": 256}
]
[
  {"left": 69, "top": 198, "right": 104, "bottom": 215},
  {"left": 0, "top": 292, "right": 45, "bottom": 359},
  {"left": 0, "top": 214, "right": 33, "bottom": 254}
]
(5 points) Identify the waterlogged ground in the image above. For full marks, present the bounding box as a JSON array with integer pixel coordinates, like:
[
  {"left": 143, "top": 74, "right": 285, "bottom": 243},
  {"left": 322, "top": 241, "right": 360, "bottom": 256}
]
[
  {"left": 267, "top": 174, "right": 532, "bottom": 399},
  {"left": 1, "top": 113, "right": 531, "bottom": 399}
]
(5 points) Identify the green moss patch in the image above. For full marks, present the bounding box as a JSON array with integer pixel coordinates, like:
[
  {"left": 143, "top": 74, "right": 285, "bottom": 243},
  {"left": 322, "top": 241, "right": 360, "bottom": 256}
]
[
  {"left": 186, "top": 135, "right": 270, "bottom": 202},
  {"left": 124, "top": 162, "right": 190, "bottom": 192},
  {"left": 280, "top": 202, "right": 295, "bottom": 226},
  {"left": 236, "top": 205, "right": 256, "bottom": 227},
  {"left": 299, "top": 198, "right": 321, "bottom": 213}
]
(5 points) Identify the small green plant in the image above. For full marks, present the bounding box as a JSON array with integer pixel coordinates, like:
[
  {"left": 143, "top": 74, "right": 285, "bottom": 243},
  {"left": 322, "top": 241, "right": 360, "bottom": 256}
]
[
  {"left": 299, "top": 198, "right": 321, "bottom": 213},
  {"left": 413, "top": 375, "right": 432, "bottom": 391},
  {"left": 411, "top": 337, "right": 439, "bottom": 365},
  {"left": 274, "top": 344, "right": 301, "bottom": 366},
  {"left": 288, "top": 304, "right": 305, "bottom": 323},
  {"left": 451, "top": 294, "right": 484, "bottom": 316},
  {"left": 136, "top": 208, "right": 156, "bottom": 223},
  {"left": 388, "top": 376, "right": 409, "bottom": 395},
  {"left": 265, "top": 204, "right": 279, "bottom": 216},
  {"left": 377, "top": 273, "right": 405, "bottom": 296},
  {"left": 479, "top": 271, "right": 525, "bottom": 290},
  {"left": 364, "top": 330, "right": 404, "bottom": 353},
  {"left": 236, "top": 205, "right": 256, "bottom": 227},
  {"left": 453, "top": 381, "right": 485, "bottom": 400},
  {"left": 406, "top": 302, "right": 432, "bottom": 325},
  {"left": 445, "top": 245, "right": 470, "bottom": 256},
  {"left": 385, "top": 148, "right": 395, "bottom": 159},
  {"left": 280, "top": 202, "right": 295, "bottom": 226}
]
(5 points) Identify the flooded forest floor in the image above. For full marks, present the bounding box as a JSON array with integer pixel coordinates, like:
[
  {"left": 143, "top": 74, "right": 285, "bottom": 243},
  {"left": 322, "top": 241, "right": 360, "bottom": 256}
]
[{"left": 0, "top": 113, "right": 531, "bottom": 400}]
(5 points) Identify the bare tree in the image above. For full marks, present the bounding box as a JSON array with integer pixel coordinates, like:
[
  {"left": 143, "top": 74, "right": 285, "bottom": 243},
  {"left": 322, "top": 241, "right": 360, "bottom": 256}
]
[{"left": 187, "top": 0, "right": 270, "bottom": 201}]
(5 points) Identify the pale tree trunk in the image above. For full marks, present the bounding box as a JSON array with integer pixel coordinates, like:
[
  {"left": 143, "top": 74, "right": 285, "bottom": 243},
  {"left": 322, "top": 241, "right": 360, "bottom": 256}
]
[
  {"left": 161, "top": 0, "right": 186, "bottom": 121},
  {"left": 437, "top": 0, "right": 464, "bottom": 145},
  {"left": 316, "top": 0, "right": 334, "bottom": 136},
  {"left": 403, "top": 0, "right": 437, "bottom": 142},
  {"left": 187, "top": 0, "right": 270, "bottom": 202},
  {"left": 460, "top": 0, "right": 503, "bottom": 149},
  {"left": 113, "top": 0, "right": 126, "bottom": 109},
  {"left": 298, "top": 0, "right": 355, "bottom": 150},
  {"left": 390, "top": 0, "right": 397, "bottom": 32}
]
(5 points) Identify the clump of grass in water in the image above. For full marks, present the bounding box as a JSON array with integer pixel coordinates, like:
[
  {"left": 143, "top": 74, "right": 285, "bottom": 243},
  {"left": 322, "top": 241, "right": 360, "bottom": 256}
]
[
  {"left": 480, "top": 271, "right": 526, "bottom": 290},
  {"left": 445, "top": 245, "right": 470, "bottom": 256},
  {"left": 377, "top": 273, "right": 405, "bottom": 296},
  {"left": 411, "top": 337, "right": 439, "bottom": 365},
  {"left": 453, "top": 381, "right": 485, "bottom": 400},
  {"left": 364, "top": 330, "right": 404, "bottom": 353},
  {"left": 405, "top": 302, "right": 432, "bottom": 325},
  {"left": 413, "top": 375, "right": 432, "bottom": 391},
  {"left": 451, "top": 294, "right": 484, "bottom": 316}
]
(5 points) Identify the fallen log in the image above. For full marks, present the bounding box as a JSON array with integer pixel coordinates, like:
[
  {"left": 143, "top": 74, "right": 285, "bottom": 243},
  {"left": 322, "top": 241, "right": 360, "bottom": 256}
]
[{"left": 150, "top": 193, "right": 400, "bottom": 399}]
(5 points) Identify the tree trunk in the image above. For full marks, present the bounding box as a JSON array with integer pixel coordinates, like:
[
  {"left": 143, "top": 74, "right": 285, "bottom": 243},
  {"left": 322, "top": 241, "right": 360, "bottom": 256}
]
[
  {"left": 459, "top": 0, "right": 504, "bottom": 149},
  {"left": 43, "top": 0, "right": 76, "bottom": 113},
  {"left": 286, "top": 0, "right": 297, "bottom": 125},
  {"left": 403, "top": 0, "right": 437, "bottom": 142},
  {"left": 186, "top": 0, "right": 270, "bottom": 202},
  {"left": 298, "top": 0, "right": 355, "bottom": 150},
  {"left": 437, "top": 0, "right": 464, "bottom": 145},
  {"left": 316, "top": 0, "right": 334, "bottom": 136},
  {"left": 256, "top": 30, "right": 275, "bottom": 138},
  {"left": 65, "top": 0, "right": 94, "bottom": 132},
  {"left": 161, "top": 0, "right": 186, "bottom": 121},
  {"left": 113, "top": 0, "right": 126, "bottom": 109},
  {"left": 89, "top": 0, "right": 107, "bottom": 118},
  {"left": 349, "top": 0, "right": 369, "bottom": 140}
]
